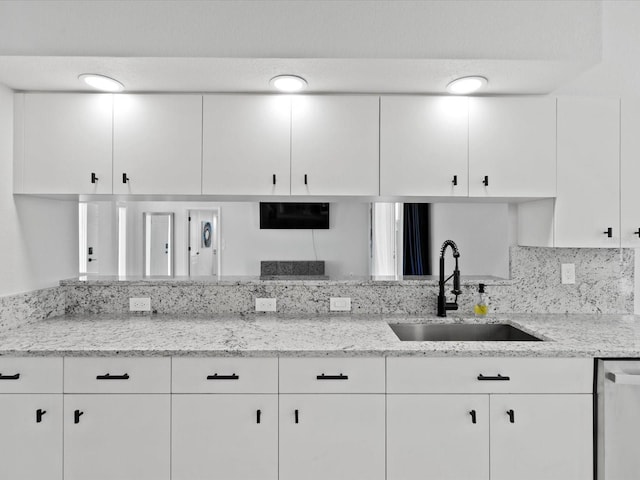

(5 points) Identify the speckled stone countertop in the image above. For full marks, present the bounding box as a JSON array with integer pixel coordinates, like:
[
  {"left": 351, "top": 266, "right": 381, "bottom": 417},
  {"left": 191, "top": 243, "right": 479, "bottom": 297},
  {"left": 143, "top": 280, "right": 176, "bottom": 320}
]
[
  {"left": 60, "top": 274, "right": 513, "bottom": 286},
  {"left": 0, "top": 313, "right": 639, "bottom": 358}
]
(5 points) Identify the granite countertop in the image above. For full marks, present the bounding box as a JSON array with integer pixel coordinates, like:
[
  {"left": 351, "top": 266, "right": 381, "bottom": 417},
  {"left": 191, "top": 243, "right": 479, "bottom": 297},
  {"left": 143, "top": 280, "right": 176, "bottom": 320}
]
[
  {"left": 0, "top": 313, "right": 639, "bottom": 357},
  {"left": 60, "top": 274, "right": 513, "bottom": 287}
]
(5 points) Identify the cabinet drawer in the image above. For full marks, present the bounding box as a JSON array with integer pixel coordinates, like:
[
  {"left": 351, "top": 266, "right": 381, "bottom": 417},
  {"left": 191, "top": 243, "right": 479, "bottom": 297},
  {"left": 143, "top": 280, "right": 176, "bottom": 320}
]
[
  {"left": 64, "top": 357, "right": 170, "bottom": 393},
  {"left": 172, "top": 358, "right": 278, "bottom": 393},
  {"left": 387, "top": 358, "right": 593, "bottom": 394},
  {"left": 279, "top": 358, "right": 385, "bottom": 393},
  {"left": 0, "top": 357, "right": 63, "bottom": 393}
]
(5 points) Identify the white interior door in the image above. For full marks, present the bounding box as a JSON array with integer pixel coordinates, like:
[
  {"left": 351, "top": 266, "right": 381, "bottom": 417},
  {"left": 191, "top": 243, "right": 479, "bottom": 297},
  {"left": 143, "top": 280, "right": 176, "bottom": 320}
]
[
  {"left": 279, "top": 394, "right": 385, "bottom": 480},
  {"left": 172, "top": 394, "right": 278, "bottom": 480},
  {"left": 0, "top": 394, "right": 62, "bottom": 480},
  {"left": 64, "top": 394, "right": 170, "bottom": 480},
  {"left": 387, "top": 394, "right": 489, "bottom": 480},
  {"left": 188, "top": 209, "right": 218, "bottom": 276}
]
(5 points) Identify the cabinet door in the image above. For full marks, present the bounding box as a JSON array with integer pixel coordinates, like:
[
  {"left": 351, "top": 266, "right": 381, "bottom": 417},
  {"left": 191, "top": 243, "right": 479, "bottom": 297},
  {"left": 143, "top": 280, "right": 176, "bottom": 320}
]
[
  {"left": 380, "top": 96, "right": 468, "bottom": 196},
  {"left": 64, "top": 394, "right": 170, "bottom": 480},
  {"left": 556, "top": 97, "right": 620, "bottom": 247},
  {"left": 621, "top": 98, "right": 640, "bottom": 247},
  {"left": 490, "top": 394, "right": 592, "bottom": 480},
  {"left": 0, "top": 394, "right": 62, "bottom": 480},
  {"left": 113, "top": 95, "right": 202, "bottom": 194},
  {"left": 469, "top": 97, "right": 556, "bottom": 197},
  {"left": 172, "top": 394, "right": 277, "bottom": 480},
  {"left": 19, "top": 93, "right": 112, "bottom": 194},
  {"left": 291, "top": 96, "right": 379, "bottom": 196},
  {"left": 387, "top": 394, "right": 489, "bottom": 480},
  {"left": 203, "top": 95, "right": 291, "bottom": 195},
  {"left": 279, "top": 394, "right": 385, "bottom": 480}
]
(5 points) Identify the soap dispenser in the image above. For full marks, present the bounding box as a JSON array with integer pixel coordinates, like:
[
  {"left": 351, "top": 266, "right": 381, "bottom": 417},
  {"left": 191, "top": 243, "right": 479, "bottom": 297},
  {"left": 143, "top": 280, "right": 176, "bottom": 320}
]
[{"left": 474, "top": 283, "right": 488, "bottom": 317}]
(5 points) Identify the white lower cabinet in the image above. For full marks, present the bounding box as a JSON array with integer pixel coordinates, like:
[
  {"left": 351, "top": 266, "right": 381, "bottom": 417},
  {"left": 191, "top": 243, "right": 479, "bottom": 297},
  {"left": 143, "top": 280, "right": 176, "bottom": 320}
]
[
  {"left": 279, "top": 394, "right": 386, "bottom": 480},
  {"left": 64, "top": 394, "right": 170, "bottom": 480},
  {"left": 387, "top": 394, "right": 489, "bottom": 480},
  {"left": 172, "top": 394, "right": 278, "bottom": 480},
  {"left": 0, "top": 394, "right": 63, "bottom": 480},
  {"left": 490, "top": 394, "right": 593, "bottom": 480}
]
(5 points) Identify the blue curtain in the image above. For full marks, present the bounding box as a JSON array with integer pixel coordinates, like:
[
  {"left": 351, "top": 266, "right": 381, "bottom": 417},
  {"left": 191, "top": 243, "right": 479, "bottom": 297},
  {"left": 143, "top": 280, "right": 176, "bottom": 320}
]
[{"left": 403, "top": 203, "right": 431, "bottom": 276}]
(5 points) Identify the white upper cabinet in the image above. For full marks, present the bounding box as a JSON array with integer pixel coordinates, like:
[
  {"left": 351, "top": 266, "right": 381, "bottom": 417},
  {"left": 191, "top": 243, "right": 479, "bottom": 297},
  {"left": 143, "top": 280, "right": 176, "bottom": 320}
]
[
  {"left": 469, "top": 97, "right": 556, "bottom": 197},
  {"left": 113, "top": 95, "right": 202, "bottom": 195},
  {"left": 380, "top": 96, "right": 469, "bottom": 197},
  {"left": 202, "top": 95, "right": 291, "bottom": 195},
  {"left": 17, "top": 93, "right": 113, "bottom": 194},
  {"left": 621, "top": 98, "right": 640, "bottom": 247},
  {"left": 291, "top": 96, "right": 379, "bottom": 196},
  {"left": 556, "top": 97, "right": 620, "bottom": 247}
]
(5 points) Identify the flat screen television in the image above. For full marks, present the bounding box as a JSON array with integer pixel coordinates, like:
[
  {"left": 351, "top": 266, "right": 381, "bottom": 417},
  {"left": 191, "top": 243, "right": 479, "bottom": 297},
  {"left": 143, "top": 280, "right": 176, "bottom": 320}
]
[{"left": 260, "top": 203, "right": 330, "bottom": 229}]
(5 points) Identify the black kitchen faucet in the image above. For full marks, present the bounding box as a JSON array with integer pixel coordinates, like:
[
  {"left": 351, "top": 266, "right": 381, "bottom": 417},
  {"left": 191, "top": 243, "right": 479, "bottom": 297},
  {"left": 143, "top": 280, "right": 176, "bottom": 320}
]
[{"left": 437, "top": 239, "right": 462, "bottom": 317}]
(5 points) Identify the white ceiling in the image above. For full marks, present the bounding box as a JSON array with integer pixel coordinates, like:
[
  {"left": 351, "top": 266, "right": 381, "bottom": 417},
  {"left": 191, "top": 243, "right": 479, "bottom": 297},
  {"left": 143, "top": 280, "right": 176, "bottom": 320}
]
[{"left": 0, "top": 0, "right": 603, "bottom": 94}]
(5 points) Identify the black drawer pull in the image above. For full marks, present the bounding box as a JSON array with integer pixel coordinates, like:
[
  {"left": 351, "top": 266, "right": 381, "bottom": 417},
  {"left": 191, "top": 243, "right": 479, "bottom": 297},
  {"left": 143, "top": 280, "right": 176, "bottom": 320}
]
[
  {"left": 96, "top": 373, "right": 130, "bottom": 380},
  {"left": 452, "top": 175, "right": 458, "bottom": 186},
  {"left": 294, "top": 409, "right": 299, "bottom": 424},
  {"left": 469, "top": 410, "right": 477, "bottom": 424},
  {"left": 122, "top": 173, "right": 129, "bottom": 184},
  {"left": 507, "top": 409, "right": 515, "bottom": 423},
  {"left": 304, "top": 174, "right": 308, "bottom": 185},
  {"left": 0, "top": 373, "right": 20, "bottom": 380},
  {"left": 91, "top": 173, "right": 99, "bottom": 184},
  {"left": 477, "top": 374, "right": 510, "bottom": 381},
  {"left": 604, "top": 227, "right": 613, "bottom": 238},
  {"left": 207, "top": 373, "right": 239, "bottom": 380},
  {"left": 257, "top": 409, "right": 261, "bottom": 424},
  {"left": 36, "top": 409, "right": 46, "bottom": 423},
  {"left": 482, "top": 175, "right": 489, "bottom": 186},
  {"left": 74, "top": 410, "right": 84, "bottom": 424},
  {"left": 273, "top": 174, "right": 276, "bottom": 185},
  {"left": 317, "top": 373, "right": 349, "bottom": 380}
]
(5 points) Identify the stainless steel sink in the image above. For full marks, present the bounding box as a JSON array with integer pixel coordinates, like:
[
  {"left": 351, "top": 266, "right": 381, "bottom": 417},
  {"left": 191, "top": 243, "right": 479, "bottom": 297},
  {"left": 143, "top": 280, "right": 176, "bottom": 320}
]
[{"left": 389, "top": 323, "right": 542, "bottom": 342}]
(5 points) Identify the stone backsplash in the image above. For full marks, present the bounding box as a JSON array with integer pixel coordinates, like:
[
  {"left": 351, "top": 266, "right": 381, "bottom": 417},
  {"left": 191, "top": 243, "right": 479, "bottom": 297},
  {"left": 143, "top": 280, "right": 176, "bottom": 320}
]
[
  {"left": 0, "top": 287, "right": 65, "bottom": 334},
  {"left": 60, "top": 247, "right": 634, "bottom": 316}
]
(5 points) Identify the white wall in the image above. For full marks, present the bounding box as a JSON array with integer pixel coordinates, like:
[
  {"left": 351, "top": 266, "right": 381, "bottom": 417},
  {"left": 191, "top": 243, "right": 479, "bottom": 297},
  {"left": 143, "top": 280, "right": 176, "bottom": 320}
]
[
  {"left": 0, "top": 85, "right": 77, "bottom": 295},
  {"left": 116, "top": 201, "right": 370, "bottom": 278},
  {"left": 431, "top": 203, "right": 511, "bottom": 278}
]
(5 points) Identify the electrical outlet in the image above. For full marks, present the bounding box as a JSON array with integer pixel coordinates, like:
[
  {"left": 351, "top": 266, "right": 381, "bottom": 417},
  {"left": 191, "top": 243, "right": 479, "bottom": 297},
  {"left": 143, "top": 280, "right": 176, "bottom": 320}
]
[
  {"left": 330, "top": 297, "right": 352, "bottom": 312},
  {"left": 561, "top": 263, "right": 576, "bottom": 285},
  {"left": 255, "top": 298, "right": 277, "bottom": 312},
  {"left": 129, "top": 297, "right": 151, "bottom": 312}
]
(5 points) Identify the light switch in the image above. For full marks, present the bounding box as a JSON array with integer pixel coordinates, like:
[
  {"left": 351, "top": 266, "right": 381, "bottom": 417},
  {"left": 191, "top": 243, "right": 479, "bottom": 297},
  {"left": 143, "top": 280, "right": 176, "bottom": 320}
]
[{"left": 561, "top": 263, "right": 576, "bottom": 284}]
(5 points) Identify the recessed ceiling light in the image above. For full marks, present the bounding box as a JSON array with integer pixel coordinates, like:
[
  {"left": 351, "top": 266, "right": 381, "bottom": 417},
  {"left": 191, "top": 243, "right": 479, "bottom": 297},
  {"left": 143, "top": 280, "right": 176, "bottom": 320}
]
[
  {"left": 78, "top": 74, "right": 125, "bottom": 92},
  {"left": 446, "top": 76, "right": 488, "bottom": 95},
  {"left": 270, "top": 75, "right": 308, "bottom": 93}
]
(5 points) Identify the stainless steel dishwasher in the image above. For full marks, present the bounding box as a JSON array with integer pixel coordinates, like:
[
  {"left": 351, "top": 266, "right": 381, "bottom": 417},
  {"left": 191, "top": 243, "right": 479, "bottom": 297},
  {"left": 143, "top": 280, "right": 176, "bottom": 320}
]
[{"left": 597, "top": 359, "right": 640, "bottom": 480}]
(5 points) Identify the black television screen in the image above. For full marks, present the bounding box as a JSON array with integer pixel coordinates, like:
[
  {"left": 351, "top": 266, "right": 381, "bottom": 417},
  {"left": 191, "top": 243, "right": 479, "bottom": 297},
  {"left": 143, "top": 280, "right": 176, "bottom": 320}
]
[{"left": 260, "top": 203, "right": 330, "bottom": 229}]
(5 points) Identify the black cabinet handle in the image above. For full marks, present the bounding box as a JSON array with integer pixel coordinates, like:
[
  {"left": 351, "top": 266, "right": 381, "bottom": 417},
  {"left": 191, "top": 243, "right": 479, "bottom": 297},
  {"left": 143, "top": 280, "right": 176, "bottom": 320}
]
[
  {"left": 477, "top": 374, "right": 510, "bottom": 381},
  {"left": 91, "top": 173, "right": 99, "bottom": 184},
  {"left": 635, "top": 228, "right": 640, "bottom": 238},
  {"left": 206, "top": 373, "right": 239, "bottom": 380},
  {"left": 304, "top": 174, "right": 308, "bottom": 185},
  {"left": 36, "top": 409, "right": 46, "bottom": 423},
  {"left": 96, "top": 373, "right": 130, "bottom": 380},
  {"left": 507, "top": 409, "right": 515, "bottom": 423},
  {"left": 273, "top": 174, "right": 276, "bottom": 185},
  {"left": 452, "top": 175, "right": 458, "bottom": 186},
  {"left": 257, "top": 409, "right": 261, "bottom": 424},
  {"left": 0, "top": 373, "right": 20, "bottom": 380},
  {"left": 74, "top": 410, "right": 84, "bottom": 424},
  {"left": 294, "top": 409, "right": 299, "bottom": 424},
  {"left": 122, "top": 173, "right": 129, "bottom": 184},
  {"left": 604, "top": 227, "right": 613, "bottom": 238},
  {"left": 482, "top": 176, "right": 489, "bottom": 186},
  {"left": 316, "top": 373, "right": 349, "bottom": 380},
  {"left": 469, "top": 410, "right": 477, "bottom": 424}
]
